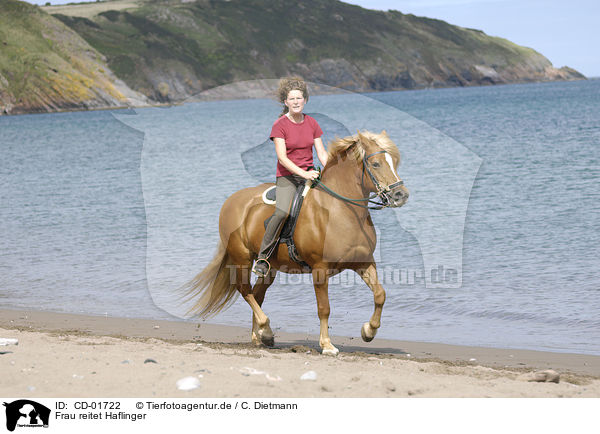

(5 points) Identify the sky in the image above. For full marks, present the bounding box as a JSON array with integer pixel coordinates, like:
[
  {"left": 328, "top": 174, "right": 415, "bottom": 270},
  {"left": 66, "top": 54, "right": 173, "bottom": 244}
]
[{"left": 24, "top": 0, "right": 599, "bottom": 77}]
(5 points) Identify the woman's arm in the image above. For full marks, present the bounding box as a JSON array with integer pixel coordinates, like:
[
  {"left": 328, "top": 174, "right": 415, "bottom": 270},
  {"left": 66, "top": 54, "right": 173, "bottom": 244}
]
[
  {"left": 274, "top": 138, "right": 318, "bottom": 180},
  {"left": 314, "top": 137, "right": 328, "bottom": 167}
]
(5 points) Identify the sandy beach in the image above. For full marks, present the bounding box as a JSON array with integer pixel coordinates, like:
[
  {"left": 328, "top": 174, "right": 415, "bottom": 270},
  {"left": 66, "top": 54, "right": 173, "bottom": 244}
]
[{"left": 0, "top": 309, "right": 598, "bottom": 398}]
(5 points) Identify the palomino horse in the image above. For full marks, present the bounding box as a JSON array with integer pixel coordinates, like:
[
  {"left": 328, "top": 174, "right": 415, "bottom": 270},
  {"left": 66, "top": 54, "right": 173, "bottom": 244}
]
[{"left": 183, "top": 131, "right": 409, "bottom": 355}]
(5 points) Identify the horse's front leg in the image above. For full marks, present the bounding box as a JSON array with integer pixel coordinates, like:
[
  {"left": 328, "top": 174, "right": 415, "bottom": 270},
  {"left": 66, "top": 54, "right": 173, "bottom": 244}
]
[
  {"left": 251, "top": 271, "right": 276, "bottom": 346},
  {"left": 235, "top": 265, "right": 274, "bottom": 346},
  {"left": 357, "top": 263, "right": 386, "bottom": 342},
  {"left": 312, "top": 268, "right": 339, "bottom": 356}
]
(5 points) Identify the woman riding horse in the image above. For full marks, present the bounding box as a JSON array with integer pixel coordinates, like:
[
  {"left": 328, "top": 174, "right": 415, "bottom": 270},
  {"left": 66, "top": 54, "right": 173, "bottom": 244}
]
[
  {"left": 252, "top": 77, "right": 329, "bottom": 277},
  {"left": 182, "top": 97, "right": 409, "bottom": 356}
]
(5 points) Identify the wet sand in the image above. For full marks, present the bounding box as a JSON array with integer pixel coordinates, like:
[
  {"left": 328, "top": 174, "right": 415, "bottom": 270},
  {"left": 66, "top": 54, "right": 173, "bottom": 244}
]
[{"left": 1, "top": 308, "right": 599, "bottom": 397}]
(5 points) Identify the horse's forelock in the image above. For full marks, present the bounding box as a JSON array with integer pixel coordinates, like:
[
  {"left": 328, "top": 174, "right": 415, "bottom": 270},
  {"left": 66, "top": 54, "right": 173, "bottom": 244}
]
[
  {"left": 327, "top": 136, "right": 364, "bottom": 164},
  {"left": 361, "top": 131, "right": 401, "bottom": 168}
]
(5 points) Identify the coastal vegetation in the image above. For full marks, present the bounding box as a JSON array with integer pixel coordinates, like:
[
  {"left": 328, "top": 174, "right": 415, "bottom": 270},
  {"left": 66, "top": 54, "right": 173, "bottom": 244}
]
[
  {"left": 0, "top": 0, "right": 146, "bottom": 114},
  {"left": 1, "top": 0, "right": 585, "bottom": 114}
]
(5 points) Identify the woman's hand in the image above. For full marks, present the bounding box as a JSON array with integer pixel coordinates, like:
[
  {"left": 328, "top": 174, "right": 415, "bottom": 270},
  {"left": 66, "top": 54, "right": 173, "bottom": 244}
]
[{"left": 303, "top": 169, "right": 320, "bottom": 181}]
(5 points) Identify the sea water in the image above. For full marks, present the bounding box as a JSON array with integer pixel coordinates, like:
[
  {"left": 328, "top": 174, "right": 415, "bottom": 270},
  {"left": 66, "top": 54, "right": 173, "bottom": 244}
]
[{"left": 1, "top": 79, "right": 598, "bottom": 355}]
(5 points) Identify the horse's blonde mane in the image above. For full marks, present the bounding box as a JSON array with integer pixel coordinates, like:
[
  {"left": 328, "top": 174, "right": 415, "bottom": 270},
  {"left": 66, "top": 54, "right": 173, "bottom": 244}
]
[{"left": 326, "top": 131, "right": 401, "bottom": 168}]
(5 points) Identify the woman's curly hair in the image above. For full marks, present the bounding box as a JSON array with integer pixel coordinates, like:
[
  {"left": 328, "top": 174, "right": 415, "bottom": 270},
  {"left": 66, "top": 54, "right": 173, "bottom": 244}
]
[{"left": 277, "top": 76, "right": 309, "bottom": 117}]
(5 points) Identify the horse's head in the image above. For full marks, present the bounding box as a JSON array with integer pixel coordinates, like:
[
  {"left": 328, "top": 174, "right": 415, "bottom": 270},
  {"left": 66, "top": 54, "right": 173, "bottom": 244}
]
[{"left": 355, "top": 130, "right": 409, "bottom": 208}]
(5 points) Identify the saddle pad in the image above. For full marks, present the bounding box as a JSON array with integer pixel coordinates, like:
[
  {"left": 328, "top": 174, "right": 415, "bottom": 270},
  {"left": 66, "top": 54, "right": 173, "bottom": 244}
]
[{"left": 262, "top": 186, "right": 276, "bottom": 205}]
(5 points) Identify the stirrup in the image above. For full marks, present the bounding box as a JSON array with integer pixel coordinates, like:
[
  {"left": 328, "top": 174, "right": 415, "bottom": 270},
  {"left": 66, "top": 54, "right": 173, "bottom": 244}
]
[{"left": 252, "top": 258, "right": 271, "bottom": 277}]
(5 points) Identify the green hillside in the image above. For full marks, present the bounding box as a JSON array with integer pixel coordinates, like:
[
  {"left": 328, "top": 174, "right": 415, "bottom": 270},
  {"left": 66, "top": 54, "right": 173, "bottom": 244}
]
[
  {"left": 0, "top": 0, "right": 145, "bottom": 114},
  {"left": 48, "top": 0, "right": 584, "bottom": 103},
  {"left": 1, "top": 0, "right": 585, "bottom": 113}
]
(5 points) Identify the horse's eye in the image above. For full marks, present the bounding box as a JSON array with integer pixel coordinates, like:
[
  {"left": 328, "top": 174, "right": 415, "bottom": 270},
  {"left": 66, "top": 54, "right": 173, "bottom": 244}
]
[{"left": 372, "top": 162, "right": 380, "bottom": 168}]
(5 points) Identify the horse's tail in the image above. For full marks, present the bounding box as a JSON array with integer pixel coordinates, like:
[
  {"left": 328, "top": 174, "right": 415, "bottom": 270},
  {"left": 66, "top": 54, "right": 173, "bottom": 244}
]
[{"left": 181, "top": 240, "right": 239, "bottom": 318}]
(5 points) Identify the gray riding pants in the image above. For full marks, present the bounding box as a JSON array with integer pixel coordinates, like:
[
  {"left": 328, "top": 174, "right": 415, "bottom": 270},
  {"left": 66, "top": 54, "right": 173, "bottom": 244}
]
[{"left": 258, "top": 174, "right": 304, "bottom": 260}]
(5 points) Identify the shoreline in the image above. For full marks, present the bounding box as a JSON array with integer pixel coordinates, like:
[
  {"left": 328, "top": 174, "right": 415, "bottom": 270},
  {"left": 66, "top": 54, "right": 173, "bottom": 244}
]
[
  {"left": 1, "top": 308, "right": 598, "bottom": 377},
  {"left": 1, "top": 308, "right": 599, "bottom": 397},
  {"left": 2, "top": 77, "right": 594, "bottom": 118}
]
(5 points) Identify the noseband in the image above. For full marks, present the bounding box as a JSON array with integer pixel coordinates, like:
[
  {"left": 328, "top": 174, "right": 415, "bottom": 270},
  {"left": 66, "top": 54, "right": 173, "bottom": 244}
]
[{"left": 362, "top": 150, "right": 405, "bottom": 208}]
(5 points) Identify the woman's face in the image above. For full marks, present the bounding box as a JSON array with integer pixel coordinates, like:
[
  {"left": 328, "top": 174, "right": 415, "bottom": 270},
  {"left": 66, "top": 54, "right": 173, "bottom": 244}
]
[{"left": 284, "top": 89, "right": 305, "bottom": 116}]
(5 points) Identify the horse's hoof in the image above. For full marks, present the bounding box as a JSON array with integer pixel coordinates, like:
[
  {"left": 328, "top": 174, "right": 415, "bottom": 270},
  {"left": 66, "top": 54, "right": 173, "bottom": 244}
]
[
  {"left": 259, "top": 330, "right": 275, "bottom": 347},
  {"left": 322, "top": 346, "right": 339, "bottom": 356},
  {"left": 361, "top": 322, "right": 377, "bottom": 342}
]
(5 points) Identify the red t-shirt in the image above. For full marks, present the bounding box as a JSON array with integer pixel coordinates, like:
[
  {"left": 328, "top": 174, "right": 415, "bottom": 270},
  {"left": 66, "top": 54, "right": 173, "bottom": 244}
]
[{"left": 270, "top": 114, "right": 323, "bottom": 177}]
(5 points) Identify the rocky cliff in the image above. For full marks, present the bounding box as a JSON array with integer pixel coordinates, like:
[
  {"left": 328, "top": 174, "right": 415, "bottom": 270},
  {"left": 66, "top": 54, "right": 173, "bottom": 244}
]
[
  {"left": 0, "top": 0, "right": 147, "bottom": 115},
  {"left": 1, "top": 0, "right": 585, "bottom": 114}
]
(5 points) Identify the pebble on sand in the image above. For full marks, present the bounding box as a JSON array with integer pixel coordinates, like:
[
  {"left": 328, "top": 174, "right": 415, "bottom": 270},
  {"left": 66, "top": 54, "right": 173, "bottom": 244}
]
[
  {"left": 0, "top": 338, "right": 18, "bottom": 346},
  {"left": 239, "top": 367, "right": 265, "bottom": 376},
  {"left": 300, "top": 371, "right": 318, "bottom": 381},
  {"left": 239, "top": 367, "right": 281, "bottom": 381},
  {"left": 176, "top": 376, "right": 201, "bottom": 391}
]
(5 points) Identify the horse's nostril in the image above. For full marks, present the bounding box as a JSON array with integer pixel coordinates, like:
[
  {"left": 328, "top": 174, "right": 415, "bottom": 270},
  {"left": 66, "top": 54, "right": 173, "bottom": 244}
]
[{"left": 393, "top": 190, "right": 406, "bottom": 201}]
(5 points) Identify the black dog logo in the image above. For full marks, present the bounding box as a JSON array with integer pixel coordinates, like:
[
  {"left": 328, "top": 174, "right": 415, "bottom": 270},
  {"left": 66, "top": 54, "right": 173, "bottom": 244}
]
[{"left": 3, "top": 400, "right": 50, "bottom": 432}]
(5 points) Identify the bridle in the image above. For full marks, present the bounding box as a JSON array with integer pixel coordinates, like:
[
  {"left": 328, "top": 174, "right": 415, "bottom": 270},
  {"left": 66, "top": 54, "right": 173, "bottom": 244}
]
[
  {"left": 362, "top": 150, "right": 405, "bottom": 208},
  {"left": 313, "top": 150, "right": 404, "bottom": 210}
]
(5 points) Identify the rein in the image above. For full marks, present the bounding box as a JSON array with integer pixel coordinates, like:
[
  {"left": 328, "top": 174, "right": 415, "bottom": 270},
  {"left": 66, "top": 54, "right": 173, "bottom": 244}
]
[{"left": 313, "top": 150, "right": 404, "bottom": 210}]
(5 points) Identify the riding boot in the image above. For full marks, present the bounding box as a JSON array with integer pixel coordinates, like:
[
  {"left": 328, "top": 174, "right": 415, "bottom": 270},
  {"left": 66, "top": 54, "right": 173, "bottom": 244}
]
[
  {"left": 253, "top": 212, "right": 287, "bottom": 277},
  {"left": 252, "top": 175, "right": 300, "bottom": 277}
]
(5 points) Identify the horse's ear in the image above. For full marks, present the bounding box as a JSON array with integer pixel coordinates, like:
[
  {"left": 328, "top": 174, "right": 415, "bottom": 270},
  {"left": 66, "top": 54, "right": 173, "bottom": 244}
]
[
  {"left": 381, "top": 129, "right": 388, "bottom": 137},
  {"left": 357, "top": 131, "right": 367, "bottom": 143}
]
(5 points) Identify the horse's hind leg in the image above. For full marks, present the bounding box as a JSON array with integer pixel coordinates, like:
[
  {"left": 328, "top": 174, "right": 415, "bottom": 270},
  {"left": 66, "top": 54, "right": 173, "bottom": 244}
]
[
  {"left": 251, "top": 271, "right": 276, "bottom": 346},
  {"left": 312, "top": 268, "right": 339, "bottom": 356},
  {"left": 233, "top": 265, "right": 275, "bottom": 347},
  {"left": 357, "top": 263, "right": 386, "bottom": 342}
]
